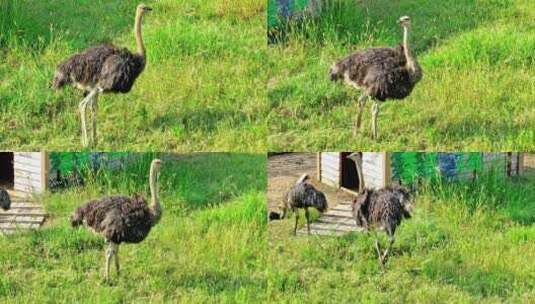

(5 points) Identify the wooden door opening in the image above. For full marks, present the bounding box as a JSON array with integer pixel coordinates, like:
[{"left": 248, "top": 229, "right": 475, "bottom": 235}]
[
  {"left": 340, "top": 152, "right": 361, "bottom": 193},
  {"left": 0, "top": 152, "right": 14, "bottom": 189}
]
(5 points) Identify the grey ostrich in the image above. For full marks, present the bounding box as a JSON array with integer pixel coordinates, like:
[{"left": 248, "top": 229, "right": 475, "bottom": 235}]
[
  {"left": 0, "top": 188, "right": 11, "bottom": 211},
  {"left": 330, "top": 16, "right": 423, "bottom": 139},
  {"left": 347, "top": 153, "right": 414, "bottom": 265},
  {"left": 70, "top": 159, "right": 163, "bottom": 281},
  {"left": 281, "top": 173, "right": 328, "bottom": 235},
  {"left": 53, "top": 4, "right": 152, "bottom": 147}
]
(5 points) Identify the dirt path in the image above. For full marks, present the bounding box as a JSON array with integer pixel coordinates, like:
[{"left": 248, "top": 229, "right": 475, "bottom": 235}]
[{"left": 267, "top": 153, "right": 353, "bottom": 212}]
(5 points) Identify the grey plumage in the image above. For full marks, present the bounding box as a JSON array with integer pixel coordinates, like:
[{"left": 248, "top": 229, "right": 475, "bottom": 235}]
[
  {"left": 281, "top": 174, "right": 328, "bottom": 235},
  {"left": 347, "top": 153, "right": 414, "bottom": 265},
  {"left": 330, "top": 45, "right": 419, "bottom": 101},
  {"left": 53, "top": 44, "right": 146, "bottom": 94},
  {"left": 70, "top": 193, "right": 157, "bottom": 244},
  {"left": 352, "top": 185, "right": 413, "bottom": 236},
  {"left": 71, "top": 159, "right": 162, "bottom": 281},
  {"left": 330, "top": 16, "right": 422, "bottom": 139},
  {"left": 52, "top": 4, "right": 152, "bottom": 147},
  {"left": 0, "top": 188, "right": 11, "bottom": 211}
]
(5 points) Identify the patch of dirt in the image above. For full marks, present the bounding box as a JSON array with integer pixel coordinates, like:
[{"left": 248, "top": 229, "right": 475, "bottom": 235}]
[{"left": 267, "top": 153, "right": 353, "bottom": 213}]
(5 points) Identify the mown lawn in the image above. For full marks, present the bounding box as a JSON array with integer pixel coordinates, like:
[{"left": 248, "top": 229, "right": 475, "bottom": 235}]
[
  {"left": 0, "top": 0, "right": 267, "bottom": 151},
  {"left": 268, "top": 172, "right": 535, "bottom": 303},
  {"left": 268, "top": 0, "right": 535, "bottom": 150},
  {"left": 0, "top": 153, "right": 267, "bottom": 303}
]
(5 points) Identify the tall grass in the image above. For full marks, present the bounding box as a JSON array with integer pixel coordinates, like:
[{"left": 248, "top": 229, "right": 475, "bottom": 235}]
[
  {"left": 269, "top": 171, "right": 535, "bottom": 302},
  {"left": 0, "top": 0, "right": 267, "bottom": 151},
  {"left": 0, "top": 153, "right": 267, "bottom": 302},
  {"left": 268, "top": 0, "right": 535, "bottom": 150}
]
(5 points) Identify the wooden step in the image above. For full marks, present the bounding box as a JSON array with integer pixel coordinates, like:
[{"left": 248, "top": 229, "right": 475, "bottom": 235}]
[
  {"left": 322, "top": 209, "right": 353, "bottom": 218},
  {"left": 0, "top": 191, "right": 46, "bottom": 235},
  {"left": 7, "top": 202, "right": 43, "bottom": 209},
  {"left": 0, "top": 215, "right": 45, "bottom": 223},
  {"left": 297, "top": 201, "right": 364, "bottom": 236},
  {"left": 316, "top": 216, "right": 356, "bottom": 226},
  {"left": 0, "top": 208, "right": 47, "bottom": 216},
  {"left": 0, "top": 222, "right": 42, "bottom": 229}
]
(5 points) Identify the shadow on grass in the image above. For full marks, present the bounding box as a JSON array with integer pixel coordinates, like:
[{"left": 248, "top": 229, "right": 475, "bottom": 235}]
[
  {"left": 150, "top": 107, "right": 253, "bottom": 134},
  {"left": 423, "top": 255, "right": 521, "bottom": 299},
  {"left": 173, "top": 271, "right": 266, "bottom": 296},
  {"left": 1, "top": 0, "right": 138, "bottom": 50}
]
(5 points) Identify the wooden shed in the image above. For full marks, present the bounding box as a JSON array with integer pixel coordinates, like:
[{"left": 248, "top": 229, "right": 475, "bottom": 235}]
[
  {"left": 317, "top": 152, "right": 524, "bottom": 195},
  {"left": 0, "top": 152, "right": 49, "bottom": 195}
]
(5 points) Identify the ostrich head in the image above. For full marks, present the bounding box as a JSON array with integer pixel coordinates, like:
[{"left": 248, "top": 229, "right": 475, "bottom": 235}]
[
  {"left": 391, "top": 182, "right": 414, "bottom": 216},
  {"left": 136, "top": 3, "right": 153, "bottom": 15},
  {"left": 0, "top": 189, "right": 11, "bottom": 211},
  {"left": 151, "top": 158, "right": 162, "bottom": 173},
  {"left": 329, "top": 62, "right": 344, "bottom": 82},
  {"left": 314, "top": 190, "right": 328, "bottom": 213},
  {"left": 398, "top": 16, "right": 411, "bottom": 28}
]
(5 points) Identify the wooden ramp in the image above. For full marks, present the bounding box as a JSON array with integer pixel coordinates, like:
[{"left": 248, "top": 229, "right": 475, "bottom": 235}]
[
  {"left": 297, "top": 201, "right": 364, "bottom": 236},
  {"left": 0, "top": 190, "right": 46, "bottom": 235}
]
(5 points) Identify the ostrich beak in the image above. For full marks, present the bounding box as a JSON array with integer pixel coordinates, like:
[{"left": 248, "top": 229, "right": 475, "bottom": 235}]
[{"left": 145, "top": 7, "right": 153, "bottom": 11}]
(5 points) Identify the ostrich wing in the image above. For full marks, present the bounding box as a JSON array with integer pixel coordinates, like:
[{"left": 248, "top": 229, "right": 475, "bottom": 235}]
[
  {"left": 53, "top": 44, "right": 118, "bottom": 89},
  {"left": 347, "top": 46, "right": 414, "bottom": 100},
  {"left": 98, "top": 49, "right": 145, "bottom": 93}
]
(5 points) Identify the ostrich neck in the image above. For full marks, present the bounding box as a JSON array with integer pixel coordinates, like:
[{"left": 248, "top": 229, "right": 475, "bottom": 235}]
[
  {"left": 352, "top": 155, "right": 365, "bottom": 193},
  {"left": 135, "top": 11, "right": 145, "bottom": 58},
  {"left": 403, "top": 26, "right": 415, "bottom": 73},
  {"left": 149, "top": 165, "right": 161, "bottom": 225}
]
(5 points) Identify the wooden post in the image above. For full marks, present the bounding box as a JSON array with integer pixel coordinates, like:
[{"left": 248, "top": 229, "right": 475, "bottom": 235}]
[
  {"left": 506, "top": 152, "right": 512, "bottom": 177},
  {"left": 316, "top": 152, "right": 321, "bottom": 182},
  {"left": 338, "top": 152, "right": 343, "bottom": 188},
  {"left": 40, "top": 151, "right": 49, "bottom": 192},
  {"left": 383, "top": 152, "right": 392, "bottom": 187},
  {"left": 518, "top": 153, "right": 524, "bottom": 176}
]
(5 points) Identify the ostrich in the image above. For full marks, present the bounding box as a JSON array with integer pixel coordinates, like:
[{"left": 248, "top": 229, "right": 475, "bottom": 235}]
[
  {"left": 0, "top": 188, "right": 11, "bottom": 211},
  {"left": 52, "top": 4, "right": 152, "bottom": 147},
  {"left": 329, "top": 16, "right": 423, "bottom": 139},
  {"left": 280, "top": 173, "right": 328, "bottom": 235},
  {"left": 70, "top": 159, "right": 163, "bottom": 281},
  {"left": 347, "top": 153, "right": 414, "bottom": 265}
]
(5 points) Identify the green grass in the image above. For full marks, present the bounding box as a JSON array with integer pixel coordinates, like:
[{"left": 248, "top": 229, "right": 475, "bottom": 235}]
[
  {"left": 0, "top": 0, "right": 267, "bottom": 151},
  {"left": 0, "top": 153, "right": 267, "bottom": 303},
  {"left": 268, "top": 172, "right": 535, "bottom": 303},
  {"left": 268, "top": 0, "right": 535, "bottom": 150}
]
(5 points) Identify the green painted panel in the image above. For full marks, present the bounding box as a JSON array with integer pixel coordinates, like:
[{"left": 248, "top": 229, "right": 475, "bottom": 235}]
[
  {"left": 268, "top": 0, "right": 313, "bottom": 29},
  {"left": 392, "top": 153, "right": 488, "bottom": 184}
]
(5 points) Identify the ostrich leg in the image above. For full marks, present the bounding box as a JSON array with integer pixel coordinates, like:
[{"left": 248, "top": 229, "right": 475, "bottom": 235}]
[
  {"left": 114, "top": 245, "right": 120, "bottom": 275},
  {"left": 372, "top": 231, "right": 383, "bottom": 265},
  {"left": 305, "top": 207, "right": 311, "bottom": 235},
  {"left": 371, "top": 100, "right": 380, "bottom": 140},
  {"left": 78, "top": 90, "right": 98, "bottom": 147},
  {"left": 293, "top": 208, "right": 299, "bottom": 236},
  {"left": 89, "top": 91, "right": 100, "bottom": 147},
  {"left": 353, "top": 94, "right": 368, "bottom": 136},
  {"left": 104, "top": 242, "right": 118, "bottom": 281},
  {"left": 380, "top": 235, "right": 395, "bottom": 264}
]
